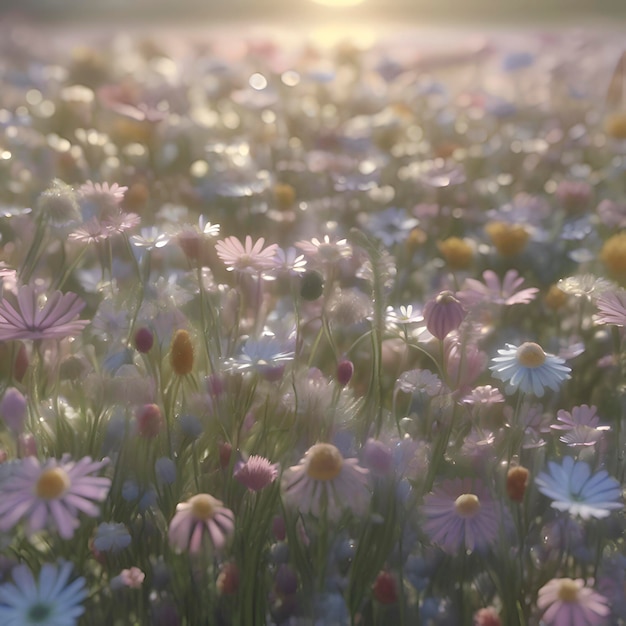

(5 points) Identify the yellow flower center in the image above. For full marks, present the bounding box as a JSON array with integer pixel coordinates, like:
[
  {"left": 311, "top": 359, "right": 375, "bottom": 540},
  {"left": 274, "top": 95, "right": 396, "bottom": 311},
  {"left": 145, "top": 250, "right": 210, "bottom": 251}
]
[
  {"left": 306, "top": 443, "right": 344, "bottom": 481},
  {"left": 516, "top": 342, "right": 546, "bottom": 368},
  {"left": 557, "top": 579, "right": 580, "bottom": 603},
  {"left": 189, "top": 494, "right": 217, "bottom": 520},
  {"left": 437, "top": 237, "right": 474, "bottom": 270},
  {"left": 454, "top": 494, "right": 481, "bottom": 518},
  {"left": 601, "top": 232, "right": 626, "bottom": 279},
  {"left": 485, "top": 221, "right": 529, "bottom": 257},
  {"left": 36, "top": 468, "right": 70, "bottom": 500}
]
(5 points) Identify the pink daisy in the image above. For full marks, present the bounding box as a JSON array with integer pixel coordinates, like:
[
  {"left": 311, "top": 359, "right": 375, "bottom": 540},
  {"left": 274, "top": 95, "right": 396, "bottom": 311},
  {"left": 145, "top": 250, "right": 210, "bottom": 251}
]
[
  {"left": 537, "top": 578, "right": 610, "bottom": 626},
  {"left": 68, "top": 217, "right": 113, "bottom": 244},
  {"left": 281, "top": 443, "right": 370, "bottom": 521},
  {"left": 595, "top": 289, "right": 626, "bottom": 327},
  {"left": 457, "top": 269, "right": 538, "bottom": 307},
  {"left": 168, "top": 494, "right": 235, "bottom": 554},
  {"left": 461, "top": 385, "right": 505, "bottom": 407},
  {"left": 295, "top": 235, "right": 352, "bottom": 264},
  {"left": 234, "top": 455, "right": 279, "bottom": 492},
  {"left": 0, "top": 455, "right": 110, "bottom": 539},
  {"left": 552, "top": 405, "right": 603, "bottom": 430},
  {"left": 215, "top": 235, "right": 278, "bottom": 273},
  {"left": 421, "top": 478, "right": 500, "bottom": 554},
  {"left": 79, "top": 181, "right": 128, "bottom": 205},
  {"left": 0, "top": 284, "right": 89, "bottom": 341}
]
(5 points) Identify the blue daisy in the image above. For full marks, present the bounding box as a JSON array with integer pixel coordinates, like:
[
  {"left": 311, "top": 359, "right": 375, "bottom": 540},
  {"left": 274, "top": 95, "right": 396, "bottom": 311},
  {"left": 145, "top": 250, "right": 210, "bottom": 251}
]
[
  {"left": 0, "top": 561, "right": 87, "bottom": 626},
  {"left": 535, "top": 456, "right": 624, "bottom": 520},
  {"left": 489, "top": 342, "right": 571, "bottom": 397}
]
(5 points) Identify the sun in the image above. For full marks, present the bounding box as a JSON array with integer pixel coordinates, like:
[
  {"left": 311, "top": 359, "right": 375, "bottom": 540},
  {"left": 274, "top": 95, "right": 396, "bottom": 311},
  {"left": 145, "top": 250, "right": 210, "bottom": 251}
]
[{"left": 309, "top": 0, "right": 366, "bottom": 6}]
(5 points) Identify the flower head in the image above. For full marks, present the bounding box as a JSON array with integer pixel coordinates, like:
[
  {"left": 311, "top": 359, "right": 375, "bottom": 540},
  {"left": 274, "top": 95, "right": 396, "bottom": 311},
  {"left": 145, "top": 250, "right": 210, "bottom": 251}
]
[
  {"left": 281, "top": 443, "right": 369, "bottom": 521},
  {"left": 215, "top": 235, "right": 278, "bottom": 273},
  {"left": 485, "top": 221, "right": 529, "bottom": 257},
  {"left": 457, "top": 269, "right": 538, "bottom": 307},
  {"left": 535, "top": 456, "right": 623, "bottom": 519},
  {"left": 169, "top": 329, "right": 194, "bottom": 376},
  {"left": 421, "top": 478, "right": 500, "bottom": 554},
  {"left": 295, "top": 235, "right": 352, "bottom": 264},
  {"left": 489, "top": 342, "right": 571, "bottom": 397},
  {"left": 423, "top": 291, "right": 466, "bottom": 340},
  {"left": 0, "top": 285, "right": 88, "bottom": 341},
  {"left": 0, "top": 455, "right": 110, "bottom": 539},
  {"left": 168, "top": 493, "right": 235, "bottom": 554},
  {"left": 595, "top": 288, "right": 626, "bottom": 326},
  {"left": 234, "top": 455, "right": 279, "bottom": 492},
  {"left": 537, "top": 578, "right": 610, "bottom": 626},
  {"left": 223, "top": 335, "right": 294, "bottom": 378},
  {"left": 93, "top": 522, "right": 132, "bottom": 553},
  {"left": 0, "top": 561, "right": 87, "bottom": 626},
  {"left": 601, "top": 232, "right": 626, "bottom": 280},
  {"left": 437, "top": 237, "right": 474, "bottom": 270}
]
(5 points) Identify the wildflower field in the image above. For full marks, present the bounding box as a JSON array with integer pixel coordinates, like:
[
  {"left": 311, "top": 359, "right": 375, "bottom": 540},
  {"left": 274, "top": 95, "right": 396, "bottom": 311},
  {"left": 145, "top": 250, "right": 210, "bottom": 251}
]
[{"left": 1, "top": 14, "right": 626, "bottom": 626}]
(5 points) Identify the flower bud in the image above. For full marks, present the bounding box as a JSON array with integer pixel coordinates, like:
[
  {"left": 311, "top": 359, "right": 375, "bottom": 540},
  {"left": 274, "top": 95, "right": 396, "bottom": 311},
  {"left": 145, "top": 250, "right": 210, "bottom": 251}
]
[
  {"left": 372, "top": 570, "right": 398, "bottom": 604},
  {"left": 134, "top": 327, "right": 154, "bottom": 353},
  {"left": 169, "top": 329, "right": 194, "bottom": 376},
  {"left": 423, "top": 291, "right": 466, "bottom": 340},
  {"left": 506, "top": 465, "right": 529, "bottom": 503},
  {"left": 136, "top": 403, "right": 163, "bottom": 439},
  {"left": 474, "top": 607, "right": 502, "bottom": 626},
  {"left": 336, "top": 359, "right": 354, "bottom": 386},
  {"left": 300, "top": 270, "right": 324, "bottom": 301},
  {"left": 217, "top": 561, "right": 240, "bottom": 595},
  {"left": 0, "top": 388, "right": 27, "bottom": 434}
]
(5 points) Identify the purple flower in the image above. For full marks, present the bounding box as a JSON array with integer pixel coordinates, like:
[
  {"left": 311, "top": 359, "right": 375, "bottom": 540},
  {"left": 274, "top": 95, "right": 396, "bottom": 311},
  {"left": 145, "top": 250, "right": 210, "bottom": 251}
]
[
  {"left": 423, "top": 291, "right": 466, "bottom": 341},
  {"left": 457, "top": 270, "right": 538, "bottom": 307},
  {"left": 168, "top": 493, "right": 235, "bottom": 554},
  {"left": 421, "top": 478, "right": 500, "bottom": 554},
  {"left": 537, "top": 578, "right": 609, "bottom": 626},
  {"left": 0, "top": 455, "right": 110, "bottom": 539},
  {"left": 595, "top": 288, "right": 626, "bottom": 327},
  {"left": 234, "top": 455, "right": 279, "bottom": 492},
  {"left": 281, "top": 443, "right": 370, "bottom": 521},
  {"left": 0, "top": 285, "right": 88, "bottom": 341}
]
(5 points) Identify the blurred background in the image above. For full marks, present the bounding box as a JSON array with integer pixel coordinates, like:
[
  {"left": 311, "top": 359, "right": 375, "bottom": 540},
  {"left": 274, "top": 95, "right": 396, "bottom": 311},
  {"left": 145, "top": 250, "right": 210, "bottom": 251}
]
[{"left": 3, "top": 0, "right": 626, "bottom": 24}]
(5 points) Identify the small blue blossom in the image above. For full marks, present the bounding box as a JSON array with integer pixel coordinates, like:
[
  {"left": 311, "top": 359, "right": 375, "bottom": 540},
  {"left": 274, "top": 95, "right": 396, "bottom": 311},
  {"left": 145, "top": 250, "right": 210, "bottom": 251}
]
[
  {"left": 155, "top": 457, "right": 177, "bottom": 485},
  {"left": 535, "top": 456, "right": 624, "bottom": 519},
  {"left": 93, "top": 523, "right": 132, "bottom": 553}
]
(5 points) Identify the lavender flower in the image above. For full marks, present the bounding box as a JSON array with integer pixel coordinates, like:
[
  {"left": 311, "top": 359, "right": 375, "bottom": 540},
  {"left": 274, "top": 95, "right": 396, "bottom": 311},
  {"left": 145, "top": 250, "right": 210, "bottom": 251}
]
[
  {"left": 0, "top": 455, "right": 110, "bottom": 539},
  {"left": 421, "top": 478, "right": 500, "bottom": 554},
  {"left": 0, "top": 285, "right": 89, "bottom": 341}
]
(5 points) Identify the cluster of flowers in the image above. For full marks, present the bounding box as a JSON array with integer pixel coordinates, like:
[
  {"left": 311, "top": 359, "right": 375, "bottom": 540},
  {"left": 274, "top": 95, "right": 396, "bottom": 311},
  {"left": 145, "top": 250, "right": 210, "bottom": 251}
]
[{"left": 0, "top": 16, "right": 626, "bottom": 626}]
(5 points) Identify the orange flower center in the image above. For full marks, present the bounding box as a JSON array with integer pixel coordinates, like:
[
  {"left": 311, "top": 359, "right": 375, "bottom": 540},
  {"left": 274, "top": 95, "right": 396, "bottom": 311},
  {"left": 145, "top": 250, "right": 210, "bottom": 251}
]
[
  {"left": 454, "top": 494, "right": 481, "bottom": 518},
  {"left": 36, "top": 468, "right": 70, "bottom": 500},
  {"left": 306, "top": 443, "right": 344, "bottom": 481},
  {"left": 516, "top": 342, "right": 546, "bottom": 368},
  {"left": 190, "top": 494, "right": 217, "bottom": 520},
  {"left": 170, "top": 329, "right": 195, "bottom": 376},
  {"left": 557, "top": 579, "right": 580, "bottom": 603}
]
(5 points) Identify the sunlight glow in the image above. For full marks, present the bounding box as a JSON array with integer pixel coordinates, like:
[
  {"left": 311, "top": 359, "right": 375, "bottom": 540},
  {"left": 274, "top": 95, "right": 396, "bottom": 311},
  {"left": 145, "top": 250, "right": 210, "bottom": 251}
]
[{"left": 309, "top": 0, "right": 366, "bottom": 7}]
